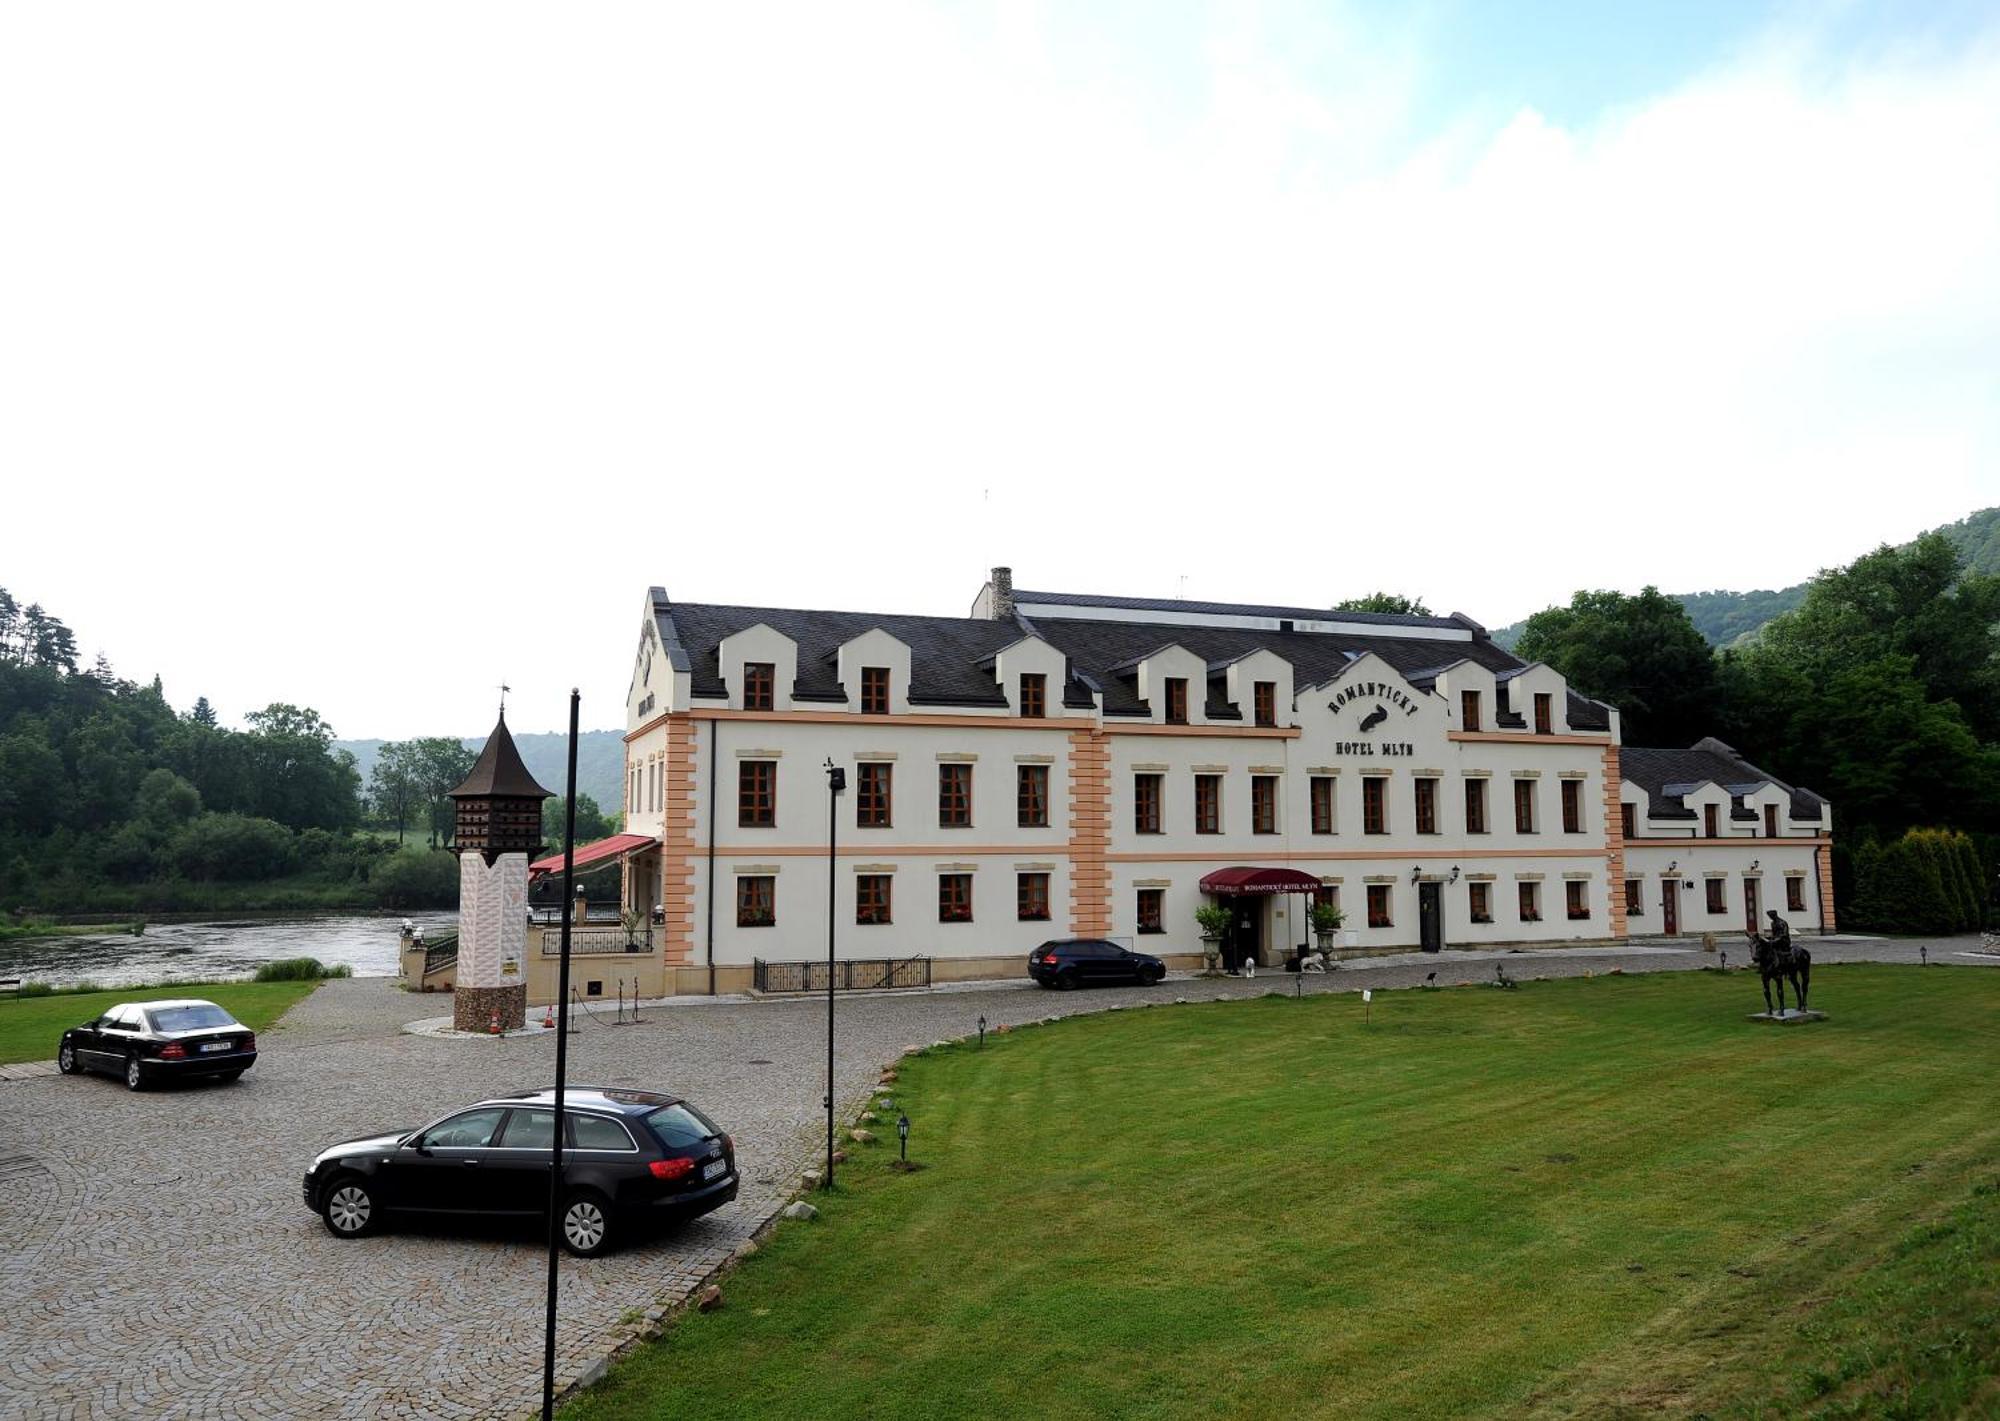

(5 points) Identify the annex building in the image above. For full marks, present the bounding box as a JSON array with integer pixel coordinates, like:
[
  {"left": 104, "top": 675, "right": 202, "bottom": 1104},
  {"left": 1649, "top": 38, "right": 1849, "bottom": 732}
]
[{"left": 588, "top": 571, "right": 1835, "bottom": 996}]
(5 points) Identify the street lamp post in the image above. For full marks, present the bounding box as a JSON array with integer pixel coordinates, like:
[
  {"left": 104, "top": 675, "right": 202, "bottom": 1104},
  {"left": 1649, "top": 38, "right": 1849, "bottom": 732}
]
[{"left": 824, "top": 759, "right": 845, "bottom": 1191}]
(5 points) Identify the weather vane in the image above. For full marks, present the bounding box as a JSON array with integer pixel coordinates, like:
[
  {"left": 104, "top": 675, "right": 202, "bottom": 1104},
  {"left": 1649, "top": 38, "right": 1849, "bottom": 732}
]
[{"left": 499, "top": 682, "right": 511, "bottom": 718}]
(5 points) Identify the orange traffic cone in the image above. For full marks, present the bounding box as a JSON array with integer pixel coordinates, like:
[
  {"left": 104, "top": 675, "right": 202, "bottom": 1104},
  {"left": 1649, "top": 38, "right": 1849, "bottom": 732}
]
[
  {"left": 542, "top": 1005, "right": 555, "bottom": 1030},
  {"left": 489, "top": 1007, "right": 501, "bottom": 1036}
]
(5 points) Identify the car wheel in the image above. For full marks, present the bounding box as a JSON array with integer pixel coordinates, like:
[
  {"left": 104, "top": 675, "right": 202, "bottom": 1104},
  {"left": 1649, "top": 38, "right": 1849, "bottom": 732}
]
[
  {"left": 1054, "top": 970, "right": 1077, "bottom": 991},
  {"left": 124, "top": 1053, "right": 147, "bottom": 1091},
  {"left": 561, "top": 1192, "right": 614, "bottom": 1258},
  {"left": 323, "top": 1177, "right": 379, "bottom": 1238},
  {"left": 57, "top": 1041, "right": 78, "bottom": 1075}
]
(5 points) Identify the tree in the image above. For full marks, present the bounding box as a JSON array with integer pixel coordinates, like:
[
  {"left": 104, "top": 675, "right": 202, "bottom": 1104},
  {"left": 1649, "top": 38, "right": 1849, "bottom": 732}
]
[
  {"left": 409, "top": 737, "right": 479, "bottom": 847},
  {"left": 1513, "top": 588, "right": 1719, "bottom": 746},
  {"left": 190, "top": 697, "right": 218, "bottom": 727},
  {"left": 1755, "top": 533, "right": 2000, "bottom": 742},
  {"left": 241, "top": 703, "right": 361, "bottom": 830},
  {"left": 134, "top": 768, "right": 202, "bottom": 832},
  {"left": 368, "top": 741, "right": 423, "bottom": 845},
  {"left": 543, "top": 793, "right": 615, "bottom": 847},
  {"left": 1334, "top": 593, "right": 1433, "bottom": 616}
]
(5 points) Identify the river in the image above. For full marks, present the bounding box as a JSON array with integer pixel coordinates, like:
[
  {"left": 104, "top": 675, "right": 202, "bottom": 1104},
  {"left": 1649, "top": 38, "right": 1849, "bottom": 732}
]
[{"left": 0, "top": 911, "right": 458, "bottom": 989}]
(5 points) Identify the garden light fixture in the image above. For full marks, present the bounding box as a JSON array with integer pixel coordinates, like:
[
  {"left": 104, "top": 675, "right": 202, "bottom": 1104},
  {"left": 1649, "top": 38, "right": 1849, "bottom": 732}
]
[{"left": 897, "top": 1112, "right": 910, "bottom": 1163}]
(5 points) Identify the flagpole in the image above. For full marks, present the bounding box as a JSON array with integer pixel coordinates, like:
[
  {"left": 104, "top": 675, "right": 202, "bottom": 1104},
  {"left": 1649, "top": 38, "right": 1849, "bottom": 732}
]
[{"left": 541, "top": 689, "right": 580, "bottom": 1421}]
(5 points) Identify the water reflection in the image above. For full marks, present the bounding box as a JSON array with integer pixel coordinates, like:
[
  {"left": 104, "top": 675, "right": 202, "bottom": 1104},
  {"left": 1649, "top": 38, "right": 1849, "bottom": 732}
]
[{"left": 0, "top": 911, "right": 457, "bottom": 988}]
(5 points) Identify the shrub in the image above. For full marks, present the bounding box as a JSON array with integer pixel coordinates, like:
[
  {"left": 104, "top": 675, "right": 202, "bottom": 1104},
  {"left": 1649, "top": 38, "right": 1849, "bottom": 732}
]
[
  {"left": 371, "top": 851, "right": 459, "bottom": 910},
  {"left": 252, "top": 957, "right": 353, "bottom": 982}
]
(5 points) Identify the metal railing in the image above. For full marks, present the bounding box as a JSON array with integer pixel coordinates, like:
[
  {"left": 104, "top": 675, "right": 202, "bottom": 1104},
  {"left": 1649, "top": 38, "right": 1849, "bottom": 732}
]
[
  {"left": 422, "top": 935, "right": 459, "bottom": 976},
  {"left": 539, "top": 926, "right": 653, "bottom": 956},
  {"left": 752, "top": 957, "right": 932, "bottom": 994},
  {"left": 527, "top": 903, "right": 628, "bottom": 925}
]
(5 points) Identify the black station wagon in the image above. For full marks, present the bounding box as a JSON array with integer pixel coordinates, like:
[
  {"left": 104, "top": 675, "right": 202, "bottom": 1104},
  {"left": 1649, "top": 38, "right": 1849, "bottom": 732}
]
[
  {"left": 1028, "top": 938, "right": 1167, "bottom": 990},
  {"left": 58, "top": 998, "right": 258, "bottom": 1089},
  {"left": 302, "top": 1087, "right": 738, "bottom": 1257}
]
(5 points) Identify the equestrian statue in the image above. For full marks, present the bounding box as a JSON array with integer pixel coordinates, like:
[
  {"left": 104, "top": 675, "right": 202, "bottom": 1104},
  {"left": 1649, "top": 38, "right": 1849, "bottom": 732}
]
[{"left": 1747, "top": 910, "right": 1811, "bottom": 1015}]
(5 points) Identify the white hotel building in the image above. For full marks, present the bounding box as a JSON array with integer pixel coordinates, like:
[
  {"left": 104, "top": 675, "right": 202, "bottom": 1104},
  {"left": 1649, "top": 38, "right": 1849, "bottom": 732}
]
[{"left": 600, "top": 571, "right": 1835, "bottom": 996}]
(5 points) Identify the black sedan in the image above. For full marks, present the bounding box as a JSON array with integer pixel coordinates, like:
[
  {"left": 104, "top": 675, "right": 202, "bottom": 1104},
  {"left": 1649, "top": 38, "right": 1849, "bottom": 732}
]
[
  {"left": 1028, "top": 938, "right": 1167, "bottom": 990},
  {"left": 302, "top": 1087, "right": 739, "bottom": 1257},
  {"left": 57, "top": 998, "right": 258, "bottom": 1089}
]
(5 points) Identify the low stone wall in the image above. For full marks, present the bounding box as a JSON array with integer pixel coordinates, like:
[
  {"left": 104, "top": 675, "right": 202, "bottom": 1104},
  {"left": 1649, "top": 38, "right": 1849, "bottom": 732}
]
[{"left": 453, "top": 983, "right": 525, "bottom": 1033}]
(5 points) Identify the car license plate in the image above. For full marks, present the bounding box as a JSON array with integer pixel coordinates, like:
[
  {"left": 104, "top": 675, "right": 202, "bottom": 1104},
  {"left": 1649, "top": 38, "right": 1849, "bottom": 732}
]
[
  {"left": 200, "top": 1041, "right": 231, "bottom": 1053},
  {"left": 702, "top": 1158, "right": 726, "bottom": 1181}
]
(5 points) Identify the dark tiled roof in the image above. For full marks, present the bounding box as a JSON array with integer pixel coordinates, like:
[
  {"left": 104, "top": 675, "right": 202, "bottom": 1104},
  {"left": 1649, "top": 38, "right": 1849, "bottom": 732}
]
[
  {"left": 451, "top": 716, "right": 553, "bottom": 800},
  {"left": 1025, "top": 616, "right": 1525, "bottom": 718},
  {"left": 1012, "top": 589, "right": 1472, "bottom": 631},
  {"left": 1621, "top": 738, "right": 1824, "bottom": 822},
  {"left": 672, "top": 604, "right": 1025, "bottom": 707},
  {"left": 659, "top": 598, "right": 1618, "bottom": 731}
]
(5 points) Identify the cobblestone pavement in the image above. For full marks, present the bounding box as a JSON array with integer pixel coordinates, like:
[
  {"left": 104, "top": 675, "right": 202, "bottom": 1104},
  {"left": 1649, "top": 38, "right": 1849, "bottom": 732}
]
[{"left": 0, "top": 933, "right": 1987, "bottom": 1419}]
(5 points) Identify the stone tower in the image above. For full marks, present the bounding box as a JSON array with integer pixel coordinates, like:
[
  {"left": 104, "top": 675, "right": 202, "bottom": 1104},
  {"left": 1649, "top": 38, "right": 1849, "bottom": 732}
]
[{"left": 448, "top": 713, "right": 551, "bottom": 1032}]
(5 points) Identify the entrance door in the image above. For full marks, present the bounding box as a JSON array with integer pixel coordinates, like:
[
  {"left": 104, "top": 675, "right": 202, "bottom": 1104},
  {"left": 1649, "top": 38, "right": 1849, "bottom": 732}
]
[
  {"left": 1744, "top": 876, "right": 1761, "bottom": 934},
  {"left": 1662, "top": 879, "right": 1680, "bottom": 935},
  {"left": 1228, "top": 897, "right": 1262, "bottom": 969},
  {"left": 1418, "top": 881, "right": 1444, "bottom": 953}
]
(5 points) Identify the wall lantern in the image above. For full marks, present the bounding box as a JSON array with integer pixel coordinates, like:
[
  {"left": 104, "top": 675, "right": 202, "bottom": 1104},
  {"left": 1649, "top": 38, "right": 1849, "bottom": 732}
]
[
  {"left": 1665, "top": 860, "right": 1678, "bottom": 875},
  {"left": 1749, "top": 859, "right": 1760, "bottom": 872},
  {"left": 1449, "top": 866, "right": 1461, "bottom": 884},
  {"left": 1409, "top": 866, "right": 1422, "bottom": 884}
]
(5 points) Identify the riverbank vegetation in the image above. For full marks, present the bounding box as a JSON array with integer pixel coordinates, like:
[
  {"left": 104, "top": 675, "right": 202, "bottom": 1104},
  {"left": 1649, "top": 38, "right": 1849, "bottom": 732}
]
[
  {"left": 0, "top": 586, "right": 462, "bottom": 915},
  {"left": 570, "top": 968, "right": 2000, "bottom": 1420},
  {"left": 0, "top": 916, "right": 146, "bottom": 943},
  {"left": 0, "top": 976, "right": 324, "bottom": 1065}
]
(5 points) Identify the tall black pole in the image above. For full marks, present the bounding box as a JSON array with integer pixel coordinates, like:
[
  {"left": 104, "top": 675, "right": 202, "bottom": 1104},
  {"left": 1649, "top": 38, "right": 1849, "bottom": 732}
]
[
  {"left": 541, "top": 689, "right": 580, "bottom": 1421},
  {"left": 824, "top": 759, "right": 840, "bottom": 1190}
]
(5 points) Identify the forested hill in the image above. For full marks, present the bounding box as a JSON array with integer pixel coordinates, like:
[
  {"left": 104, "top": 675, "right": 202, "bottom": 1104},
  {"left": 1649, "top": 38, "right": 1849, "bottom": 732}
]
[
  {"left": 1493, "top": 506, "right": 2000, "bottom": 650},
  {"left": 337, "top": 729, "right": 625, "bottom": 812}
]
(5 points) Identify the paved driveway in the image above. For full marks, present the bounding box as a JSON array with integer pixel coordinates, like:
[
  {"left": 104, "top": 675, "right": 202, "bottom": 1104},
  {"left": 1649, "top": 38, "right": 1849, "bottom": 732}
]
[{"left": 0, "top": 933, "right": 1985, "bottom": 1419}]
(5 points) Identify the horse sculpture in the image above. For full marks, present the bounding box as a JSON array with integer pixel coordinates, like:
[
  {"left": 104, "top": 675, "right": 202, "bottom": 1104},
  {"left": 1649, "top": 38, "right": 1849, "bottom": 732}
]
[{"left": 1747, "top": 910, "right": 1811, "bottom": 1015}]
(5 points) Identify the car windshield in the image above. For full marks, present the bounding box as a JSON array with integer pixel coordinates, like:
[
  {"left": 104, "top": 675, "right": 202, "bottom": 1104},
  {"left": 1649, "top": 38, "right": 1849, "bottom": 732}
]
[
  {"left": 147, "top": 1005, "right": 236, "bottom": 1033},
  {"left": 643, "top": 1103, "right": 719, "bottom": 1150}
]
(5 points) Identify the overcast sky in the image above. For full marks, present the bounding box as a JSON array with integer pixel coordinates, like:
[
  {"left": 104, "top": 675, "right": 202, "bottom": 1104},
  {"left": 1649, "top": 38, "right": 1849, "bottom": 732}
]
[{"left": 4, "top": 2, "right": 1996, "bottom": 739}]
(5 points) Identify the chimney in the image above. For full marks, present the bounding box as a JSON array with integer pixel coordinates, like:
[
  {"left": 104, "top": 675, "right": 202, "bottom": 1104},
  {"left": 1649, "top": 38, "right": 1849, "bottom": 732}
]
[{"left": 990, "top": 566, "right": 1014, "bottom": 620}]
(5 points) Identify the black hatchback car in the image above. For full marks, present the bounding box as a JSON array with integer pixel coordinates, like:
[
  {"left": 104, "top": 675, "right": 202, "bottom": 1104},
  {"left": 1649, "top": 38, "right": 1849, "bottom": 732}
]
[
  {"left": 1028, "top": 938, "right": 1167, "bottom": 990},
  {"left": 58, "top": 998, "right": 258, "bottom": 1089},
  {"left": 302, "top": 1087, "right": 738, "bottom": 1257}
]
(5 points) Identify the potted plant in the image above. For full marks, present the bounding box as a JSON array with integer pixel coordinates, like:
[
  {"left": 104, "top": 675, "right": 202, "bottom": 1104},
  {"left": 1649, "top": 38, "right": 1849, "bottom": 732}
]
[
  {"left": 1310, "top": 901, "right": 1345, "bottom": 950},
  {"left": 1194, "top": 903, "right": 1232, "bottom": 975}
]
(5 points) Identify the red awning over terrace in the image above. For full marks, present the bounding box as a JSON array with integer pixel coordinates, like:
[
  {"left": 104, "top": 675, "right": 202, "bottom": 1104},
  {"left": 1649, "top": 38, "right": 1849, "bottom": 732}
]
[
  {"left": 528, "top": 833, "right": 658, "bottom": 880},
  {"left": 1197, "top": 867, "right": 1327, "bottom": 895}
]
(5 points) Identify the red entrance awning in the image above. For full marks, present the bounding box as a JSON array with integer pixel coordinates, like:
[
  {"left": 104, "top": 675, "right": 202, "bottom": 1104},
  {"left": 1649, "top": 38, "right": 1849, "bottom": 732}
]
[
  {"left": 528, "top": 833, "right": 658, "bottom": 880},
  {"left": 1198, "top": 866, "right": 1326, "bottom": 895}
]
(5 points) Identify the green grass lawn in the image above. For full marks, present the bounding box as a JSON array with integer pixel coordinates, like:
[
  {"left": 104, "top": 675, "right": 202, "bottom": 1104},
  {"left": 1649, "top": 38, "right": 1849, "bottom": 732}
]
[
  {"left": 0, "top": 979, "right": 321, "bottom": 1065},
  {"left": 568, "top": 966, "right": 2000, "bottom": 1420}
]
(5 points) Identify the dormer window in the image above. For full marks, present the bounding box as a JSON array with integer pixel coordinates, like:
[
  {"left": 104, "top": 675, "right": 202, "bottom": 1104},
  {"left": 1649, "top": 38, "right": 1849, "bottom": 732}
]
[
  {"left": 1253, "top": 681, "right": 1276, "bottom": 727},
  {"left": 861, "top": 666, "right": 890, "bottom": 715},
  {"left": 1164, "top": 678, "right": 1189, "bottom": 724},
  {"left": 1020, "top": 673, "right": 1046, "bottom": 718},
  {"left": 1704, "top": 804, "right": 1718, "bottom": 837},
  {"left": 1534, "top": 693, "right": 1553, "bottom": 735},
  {"left": 1763, "top": 804, "right": 1777, "bottom": 837},
  {"left": 744, "top": 662, "right": 774, "bottom": 712},
  {"left": 1461, "top": 690, "right": 1480, "bottom": 731}
]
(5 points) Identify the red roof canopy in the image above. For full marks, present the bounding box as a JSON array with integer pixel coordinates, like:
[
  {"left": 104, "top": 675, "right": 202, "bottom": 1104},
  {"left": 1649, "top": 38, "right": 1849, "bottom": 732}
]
[
  {"left": 1198, "top": 866, "right": 1326, "bottom": 895},
  {"left": 528, "top": 833, "right": 658, "bottom": 879}
]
